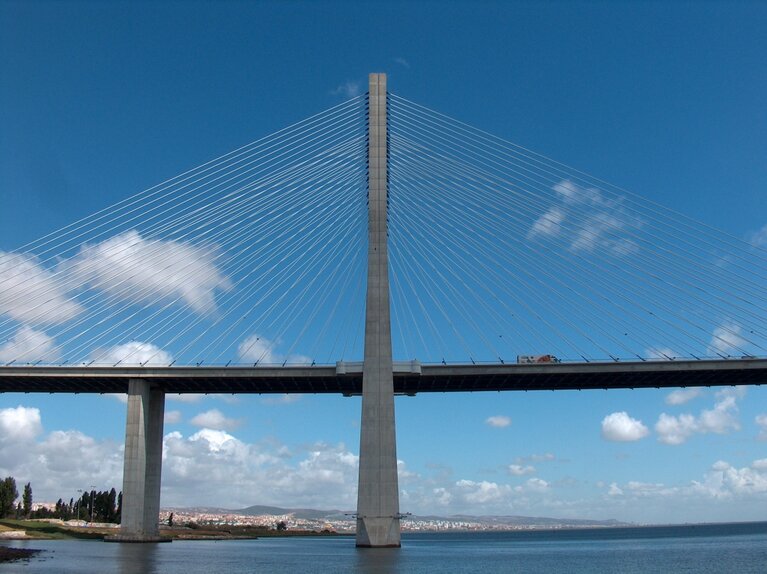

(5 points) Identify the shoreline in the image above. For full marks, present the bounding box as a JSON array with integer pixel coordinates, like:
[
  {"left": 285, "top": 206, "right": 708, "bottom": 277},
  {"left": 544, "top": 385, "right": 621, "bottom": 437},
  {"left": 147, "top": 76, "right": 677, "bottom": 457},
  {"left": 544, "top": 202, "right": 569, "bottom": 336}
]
[{"left": 0, "top": 546, "right": 42, "bottom": 564}]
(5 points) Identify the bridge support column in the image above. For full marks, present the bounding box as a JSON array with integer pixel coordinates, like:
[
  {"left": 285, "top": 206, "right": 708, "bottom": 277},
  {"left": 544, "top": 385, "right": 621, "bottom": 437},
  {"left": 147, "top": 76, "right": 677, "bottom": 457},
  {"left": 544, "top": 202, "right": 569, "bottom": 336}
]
[
  {"left": 356, "top": 73, "right": 401, "bottom": 548},
  {"left": 111, "top": 378, "right": 165, "bottom": 542}
]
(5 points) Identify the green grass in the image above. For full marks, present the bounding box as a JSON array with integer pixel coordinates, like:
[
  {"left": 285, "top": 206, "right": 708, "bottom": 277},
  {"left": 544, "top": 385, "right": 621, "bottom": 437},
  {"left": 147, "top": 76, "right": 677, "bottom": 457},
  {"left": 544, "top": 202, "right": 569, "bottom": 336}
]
[{"left": 0, "top": 519, "right": 105, "bottom": 540}]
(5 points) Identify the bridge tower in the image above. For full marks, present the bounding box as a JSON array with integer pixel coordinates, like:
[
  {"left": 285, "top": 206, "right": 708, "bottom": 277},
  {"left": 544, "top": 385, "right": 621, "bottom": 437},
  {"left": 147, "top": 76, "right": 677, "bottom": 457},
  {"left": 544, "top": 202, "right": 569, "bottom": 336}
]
[{"left": 355, "top": 73, "right": 401, "bottom": 547}]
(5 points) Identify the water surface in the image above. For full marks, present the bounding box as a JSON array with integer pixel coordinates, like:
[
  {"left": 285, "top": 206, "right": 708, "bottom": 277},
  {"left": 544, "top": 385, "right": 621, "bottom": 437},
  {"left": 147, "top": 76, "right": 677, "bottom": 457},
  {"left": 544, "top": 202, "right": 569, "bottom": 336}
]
[{"left": 3, "top": 522, "right": 766, "bottom": 573}]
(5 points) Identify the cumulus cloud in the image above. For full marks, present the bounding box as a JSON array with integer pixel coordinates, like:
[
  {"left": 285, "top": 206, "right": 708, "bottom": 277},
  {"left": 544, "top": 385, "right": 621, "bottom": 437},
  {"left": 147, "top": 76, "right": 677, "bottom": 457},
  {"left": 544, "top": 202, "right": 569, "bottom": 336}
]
[
  {"left": 65, "top": 230, "right": 231, "bottom": 315},
  {"left": 0, "top": 251, "right": 82, "bottom": 325},
  {"left": 91, "top": 341, "right": 173, "bottom": 366},
  {"left": 189, "top": 409, "right": 243, "bottom": 431},
  {"left": 0, "top": 406, "right": 43, "bottom": 441},
  {"left": 604, "top": 457, "right": 767, "bottom": 509},
  {"left": 0, "top": 325, "right": 60, "bottom": 363},
  {"left": 601, "top": 411, "right": 649, "bottom": 442},
  {"left": 0, "top": 409, "right": 123, "bottom": 499},
  {"left": 162, "top": 432, "right": 359, "bottom": 509},
  {"left": 757, "top": 414, "right": 767, "bottom": 441},
  {"left": 455, "top": 479, "right": 512, "bottom": 505},
  {"left": 707, "top": 322, "right": 747, "bottom": 357},
  {"left": 237, "top": 333, "right": 310, "bottom": 365},
  {"left": 607, "top": 482, "right": 623, "bottom": 496},
  {"left": 520, "top": 477, "right": 550, "bottom": 493},
  {"left": 485, "top": 415, "right": 511, "bottom": 428},
  {"left": 528, "top": 180, "right": 641, "bottom": 256},
  {"left": 655, "top": 387, "right": 744, "bottom": 445},
  {"left": 508, "top": 464, "right": 535, "bottom": 476},
  {"left": 665, "top": 388, "right": 702, "bottom": 406}
]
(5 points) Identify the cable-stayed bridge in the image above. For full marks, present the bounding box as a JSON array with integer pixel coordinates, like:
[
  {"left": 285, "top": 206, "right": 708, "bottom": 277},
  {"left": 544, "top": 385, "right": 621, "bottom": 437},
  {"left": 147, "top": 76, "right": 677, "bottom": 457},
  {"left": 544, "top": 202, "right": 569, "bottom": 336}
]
[{"left": 1, "top": 74, "right": 766, "bottom": 546}]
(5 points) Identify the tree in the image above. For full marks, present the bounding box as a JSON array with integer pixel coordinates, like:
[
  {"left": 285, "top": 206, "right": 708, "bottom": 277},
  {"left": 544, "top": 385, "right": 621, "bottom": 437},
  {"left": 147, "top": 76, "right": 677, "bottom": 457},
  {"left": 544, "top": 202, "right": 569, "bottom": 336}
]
[
  {"left": 22, "top": 483, "right": 32, "bottom": 517},
  {"left": 168, "top": 512, "right": 174, "bottom": 527},
  {"left": 276, "top": 520, "right": 287, "bottom": 531},
  {"left": 0, "top": 477, "right": 18, "bottom": 518}
]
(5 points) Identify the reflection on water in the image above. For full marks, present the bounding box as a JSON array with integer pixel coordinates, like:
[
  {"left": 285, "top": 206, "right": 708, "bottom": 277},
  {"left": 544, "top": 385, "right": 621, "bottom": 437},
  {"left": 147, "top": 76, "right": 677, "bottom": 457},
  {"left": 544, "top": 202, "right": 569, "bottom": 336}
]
[
  {"left": 3, "top": 524, "right": 767, "bottom": 574},
  {"left": 354, "top": 547, "right": 402, "bottom": 574},
  {"left": 117, "top": 542, "right": 159, "bottom": 574}
]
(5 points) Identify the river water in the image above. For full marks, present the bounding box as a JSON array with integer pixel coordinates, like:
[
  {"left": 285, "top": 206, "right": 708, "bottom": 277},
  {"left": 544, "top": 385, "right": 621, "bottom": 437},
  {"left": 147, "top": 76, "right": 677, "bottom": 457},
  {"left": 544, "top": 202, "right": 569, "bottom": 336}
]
[{"left": 3, "top": 522, "right": 766, "bottom": 573}]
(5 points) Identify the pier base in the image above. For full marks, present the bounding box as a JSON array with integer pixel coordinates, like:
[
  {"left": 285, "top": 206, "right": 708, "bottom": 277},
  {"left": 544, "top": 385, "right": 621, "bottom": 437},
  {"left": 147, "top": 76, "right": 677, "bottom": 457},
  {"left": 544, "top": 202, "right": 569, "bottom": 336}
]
[{"left": 116, "top": 378, "right": 165, "bottom": 541}]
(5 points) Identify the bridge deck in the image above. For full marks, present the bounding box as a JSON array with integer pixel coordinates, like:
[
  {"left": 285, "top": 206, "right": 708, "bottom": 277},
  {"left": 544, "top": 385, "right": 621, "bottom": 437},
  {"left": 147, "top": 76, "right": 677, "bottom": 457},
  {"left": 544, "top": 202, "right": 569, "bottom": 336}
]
[{"left": 0, "top": 359, "right": 765, "bottom": 394}]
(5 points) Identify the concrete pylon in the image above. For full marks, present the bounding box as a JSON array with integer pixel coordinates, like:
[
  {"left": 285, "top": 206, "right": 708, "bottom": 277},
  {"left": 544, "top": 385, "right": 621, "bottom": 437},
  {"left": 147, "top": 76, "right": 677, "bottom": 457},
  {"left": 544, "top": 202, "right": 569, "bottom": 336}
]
[
  {"left": 355, "top": 73, "right": 401, "bottom": 548},
  {"left": 111, "top": 378, "right": 166, "bottom": 542}
]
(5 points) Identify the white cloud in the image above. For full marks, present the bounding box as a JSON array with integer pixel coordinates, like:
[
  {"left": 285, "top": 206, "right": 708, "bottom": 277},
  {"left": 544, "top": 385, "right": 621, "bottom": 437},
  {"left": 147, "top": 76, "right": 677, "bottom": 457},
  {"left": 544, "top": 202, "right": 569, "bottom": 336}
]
[
  {"left": 528, "top": 180, "right": 641, "bottom": 256},
  {"left": 748, "top": 224, "right": 767, "bottom": 248},
  {"left": 0, "top": 325, "right": 60, "bottom": 363},
  {"left": 189, "top": 409, "right": 242, "bottom": 431},
  {"left": 164, "top": 410, "right": 182, "bottom": 425},
  {"left": 485, "top": 415, "right": 511, "bottom": 428},
  {"left": 237, "top": 333, "right": 310, "bottom": 365},
  {"left": 394, "top": 57, "right": 411, "bottom": 69},
  {"left": 520, "top": 478, "right": 550, "bottom": 493},
  {"left": 601, "top": 411, "right": 649, "bottom": 442},
  {"left": 66, "top": 230, "right": 231, "bottom": 315},
  {"left": 607, "top": 482, "right": 623, "bottom": 496},
  {"left": 655, "top": 413, "right": 697, "bottom": 445},
  {"left": 603, "top": 457, "right": 767, "bottom": 511},
  {"left": 0, "top": 251, "right": 82, "bottom": 325},
  {"left": 756, "top": 414, "right": 767, "bottom": 441},
  {"left": 455, "top": 479, "right": 512, "bottom": 505},
  {"left": 0, "top": 406, "right": 43, "bottom": 441},
  {"left": 331, "top": 80, "right": 361, "bottom": 98},
  {"left": 665, "top": 388, "right": 702, "bottom": 406},
  {"left": 91, "top": 341, "right": 173, "bottom": 366},
  {"left": 528, "top": 207, "right": 565, "bottom": 237},
  {"left": 707, "top": 321, "right": 747, "bottom": 357},
  {"left": 0, "top": 412, "right": 123, "bottom": 500},
  {"left": 162, "top": 432, "right": 360, "bottom": 509},
  {"left": 656, "top": 387, "right": 744, "bottom": 445},
  {"left": 508, "top": 464, "right": 535, "bottom": 476},
  {"left": 690, "top": 459, "right": 767, "bottom": 499}
]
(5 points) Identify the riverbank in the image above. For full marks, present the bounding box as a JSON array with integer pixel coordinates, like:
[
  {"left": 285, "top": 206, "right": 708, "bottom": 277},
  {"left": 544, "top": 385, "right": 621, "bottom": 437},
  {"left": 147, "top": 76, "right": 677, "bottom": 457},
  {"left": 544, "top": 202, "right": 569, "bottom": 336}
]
[{"left": 0, "top": 519, "right": 348, "bottom": 542}]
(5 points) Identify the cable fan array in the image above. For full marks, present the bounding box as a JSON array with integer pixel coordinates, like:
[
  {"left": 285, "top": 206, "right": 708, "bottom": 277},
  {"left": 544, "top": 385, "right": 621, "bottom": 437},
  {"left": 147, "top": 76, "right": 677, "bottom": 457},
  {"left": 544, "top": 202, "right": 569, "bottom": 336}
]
[
  {"left": 387, "top": 93, "right": 767, "bottom": 363},
  {"left": 1, "top": 89, "right": 765, "bottom": 367},
  {"left": 0, "top": 96, "right": 369, "bottom": 366}
]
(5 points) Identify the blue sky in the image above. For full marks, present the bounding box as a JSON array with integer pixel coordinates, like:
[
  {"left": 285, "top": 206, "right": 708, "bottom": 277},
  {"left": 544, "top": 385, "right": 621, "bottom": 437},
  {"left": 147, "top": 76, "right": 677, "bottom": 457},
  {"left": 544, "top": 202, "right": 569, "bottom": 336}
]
[{"left": 1, "top": 1, "right": 766, "bottom": 524}]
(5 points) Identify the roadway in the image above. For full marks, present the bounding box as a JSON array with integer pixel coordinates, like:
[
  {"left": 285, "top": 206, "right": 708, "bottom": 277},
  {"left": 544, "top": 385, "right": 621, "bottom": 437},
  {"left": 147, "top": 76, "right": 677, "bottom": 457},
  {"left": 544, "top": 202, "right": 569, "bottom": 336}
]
[{"left": 0, "top": 358, "right": 765, "bottom": 394}]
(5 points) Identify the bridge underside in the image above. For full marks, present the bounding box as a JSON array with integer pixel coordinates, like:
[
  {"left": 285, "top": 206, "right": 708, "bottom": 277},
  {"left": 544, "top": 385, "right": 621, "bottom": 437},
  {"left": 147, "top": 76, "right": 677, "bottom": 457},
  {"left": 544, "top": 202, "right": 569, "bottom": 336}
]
[{"left": 1, "top": 359, "right": 765, "bottom": 394}]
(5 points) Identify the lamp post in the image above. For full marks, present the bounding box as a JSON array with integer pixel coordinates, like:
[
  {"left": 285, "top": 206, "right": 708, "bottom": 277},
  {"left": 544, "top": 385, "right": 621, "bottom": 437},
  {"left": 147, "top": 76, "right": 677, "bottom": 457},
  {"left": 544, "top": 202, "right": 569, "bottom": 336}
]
[{"left": 90, "top": 485, "right": 96, "bottom": 523}]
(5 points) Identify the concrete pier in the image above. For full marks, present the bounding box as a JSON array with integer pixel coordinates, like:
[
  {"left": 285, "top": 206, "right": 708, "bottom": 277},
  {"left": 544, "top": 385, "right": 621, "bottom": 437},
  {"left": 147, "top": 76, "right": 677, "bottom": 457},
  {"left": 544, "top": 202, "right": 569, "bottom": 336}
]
[
  {"left": 356, "top": 73, "right": 401, "bottom": 548},
  {"left": 112, "top": 378, "right": 166, "bottom": 541}
]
